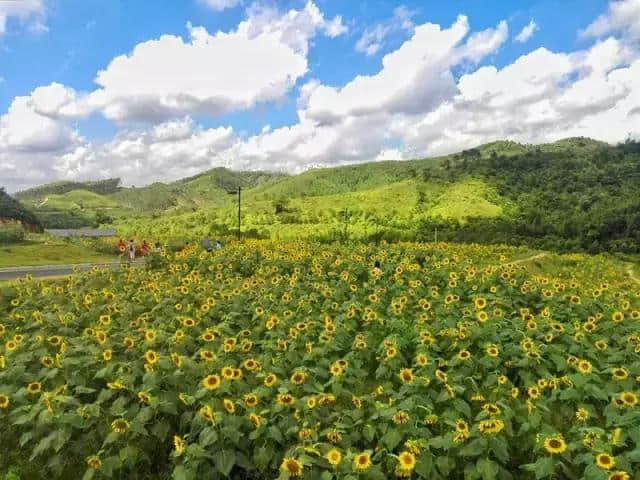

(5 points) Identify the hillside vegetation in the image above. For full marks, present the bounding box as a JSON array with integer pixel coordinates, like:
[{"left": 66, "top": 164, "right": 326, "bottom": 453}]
[{"left": 6, "top": 137, "right": 640, "bottom": 253}]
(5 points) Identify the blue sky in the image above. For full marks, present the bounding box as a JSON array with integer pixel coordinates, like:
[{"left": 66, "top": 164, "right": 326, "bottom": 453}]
[
  {"left": 0, "top": 0, "right": 608, "bottom": 136},
  {"left": 0, "top": 0, "right": 638, "bottom": 191}
]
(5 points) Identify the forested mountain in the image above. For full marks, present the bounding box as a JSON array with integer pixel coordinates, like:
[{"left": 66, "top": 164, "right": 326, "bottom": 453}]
[
  {"left": 0, "top": 188, "right": 42, "bottom": 229},
  {"left": 6, "top": 137, "right": 640, "bottom": 253}
]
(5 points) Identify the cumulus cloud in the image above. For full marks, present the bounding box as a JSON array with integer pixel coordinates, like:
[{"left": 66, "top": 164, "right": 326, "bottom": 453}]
[
  {"left": 582, "top": 0, "right": 640, "bottom": 40},
  {"left": 307, "top": 16, "right": 507, "bottom": 124},
  {"left": 3, "top": 2, "right": 640, "bottom": 192},
  {"left": 515, "top": 19, "right": 538, "bottom": 43},
  {"left": 198, "top": 0, "right": 241, "bottom": 11},
  {"left": 76, "top": 1, "right": 346, "bottom": 123},
  {"left": 0, "top": 0, "right": 47, "bottom": 35},
  {"left": 355, "top": 6, "right": 415, "bottom": 56}
]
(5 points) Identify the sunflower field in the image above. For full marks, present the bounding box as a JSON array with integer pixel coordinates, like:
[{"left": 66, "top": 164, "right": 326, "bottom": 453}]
[{"left": 1, "top": 241, "right": 639, "bottom": 480}]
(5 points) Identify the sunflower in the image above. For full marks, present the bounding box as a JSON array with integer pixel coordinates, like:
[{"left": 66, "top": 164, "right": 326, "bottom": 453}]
[
  {"left": 41, "top": 356, "right": 54, "bottom": 368},
  {"left": 264, "top": 374, "right": 277, "bottom": 387},
  {"left": 485, "top": 345, "right": 499, "bottom": 357},
  {"left": 620, "top": 391, "right": 637, "bottom": 407},
  {"left": 482, "top": 403, "right": 501, "bottom": 416},
  {"left": 576, "top": 408, "right": 589, "bottom": 422},
  {"left": 396, "top": 451, "right": 416, "bottom": 475},
  {"left": 200, "top": 350, "right": 216, "bottom": 362},
  {"left": 474, "top": 297, "right": 487, "bottom": 310},
  {"left": 399, "top": 368, "right": 414, "bottom": 384},
  {"left": 221, "top": 367, "right": 235, "bottom": 380},
  {"left": 199, "top": 405, "right": 215, "bottom": 424},
  {"left": 144, "top": 350, "right": 158, "bottom": 365},
  {"left": 326, "top": 449, "right": 342, "bottom": 466},
  {"left": 595, "top": 453, "right": 615, "bottom": 470},
  {"left": 306, "top": 396, "right": 317, "bottom": 409},
  {"left": 277, "top": 393, "right": 295, "bottom": 407},
  {"left": 202, "top": 374, "right": 221, "bottom": 390},
  {"left": 455, "top": 419, "right": 469, "bottom": 433},
  {"left": 611, "top": 311, "right": 624, "bottom": 323},
  {"left": 457, "top": 350, "right": 471, "bottom": 361},
  {"left": 607, "top": 471, "right": 630, "bottom": 480},
  {"left": 280, "top": 458, "right": 303, "bottom": 477},
  {"left": 27, "top": 382, "right": 42, "bottom": 394},
  {"left": 478, "top": 419, "right": 505, "bottom": 435},
  {"left": 86, "top": 456, "right": 102, "bottom": 469},
  {"left": 249, "top": 413, "right": 262, "bottom": 428},
  {"left": 144, "top": 330, "right": 156, "bottom": 342},
  {"left": 173, "top": 436, "right": 185, "bottom": 455},
  {"left": 137, "top": 391, "right": 151, "bottom": 404},
  {"left": 353, "top": 452, "right": 372, "bottom": 471},
  {"left": 544, "top": 436, "right": 567, "bottom": 454},
  {"left": 111, "top": 418, "right": 130, "bottom": 433},
  {"left": 415, "top": 353, "right": 428, "bottom": 366},
  {"left": 171, "top": 352, "right": 183, "bottom": 368},
  {"left": 0, "top": 394, "right": 9, "bottom": 409},
  {"left": 223, "top": 399, "right": 235, "bottom": 414},
  {"left": 611, "top": 368, "right": 628, "bottom": 380},
  {"left": 291, "top": 371, "right": 306, "bottom": 385}
]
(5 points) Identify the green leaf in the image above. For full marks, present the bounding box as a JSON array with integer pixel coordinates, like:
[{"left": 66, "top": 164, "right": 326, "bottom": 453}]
[
  {"left": 453, "top": 399, "right": 471, "bottom": 417},
  {"left": 321, "top": 471, "right": 333, "bottom": 480},
  {"left": 151, "top": 421, "right": 170, "bottom": 440},
  {"left": 460, "top": 439, "right": 486, "bottom": 457},
  {"left": 82, "top": 469, "right": 95, "bottom": 480},
  {"left": 363, "top": 424, "right": 375, "bottom": 442},
  {"left": 583, "top": 463, "right": 607, "bottom": 480},
  {"left": 414, "top": 454, "right": 433, "bottom": 478},
  {"left": 199, "top": 427, "right": 218, "bottom": 447},
  {"left": 253, "top": 446, "right": 272, "bottom": 471},
  {"left": 215, "top": 449, "right": 236, "bottom": 477},
  {"left": 382, "top": 429, "right": 402, "bottom": 450},
  {"left": 173, "top": 465, "right": 189, "bottom": 480},
  {"left": 533, "top": 457, "right": 555, "bottom": 479},
  {"left": 436, "top": 456, "right": 450, "bottom": 476},
  {"left": 476, "top": 458, "right": 498, "bottom": 480},
  {"left": 268, "top": 426, "right": 283, "bottom": 443}
]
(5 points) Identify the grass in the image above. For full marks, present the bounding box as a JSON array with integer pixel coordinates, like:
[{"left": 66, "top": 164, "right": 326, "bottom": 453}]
[{"left": 0, "top": 241, "right": 117, "bottom": 268}]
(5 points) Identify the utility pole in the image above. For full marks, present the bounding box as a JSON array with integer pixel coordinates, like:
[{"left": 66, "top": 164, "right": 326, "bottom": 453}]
[
  {"left": 237, "top": 186, "right": 241, "bottom": 241},
  {"left": 434, "top": 227, "right": 438, "bottom": 243},
  {"left": 226, "top": 186, "right": 241, "bottom": 241}
]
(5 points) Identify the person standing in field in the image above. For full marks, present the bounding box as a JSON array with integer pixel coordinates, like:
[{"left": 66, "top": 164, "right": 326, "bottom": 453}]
[{"left": 127, "top": 239, "right": 136, "bottom": 264}]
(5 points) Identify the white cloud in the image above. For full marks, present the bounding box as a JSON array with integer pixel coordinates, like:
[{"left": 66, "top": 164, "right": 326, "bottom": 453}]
[
  {"left": 308, "top": 16, "right": 507, "bottom": 124},
  {"left": 30, "top": 82, "right": 93, "bottom": 119},
  {"left": 582, "top": 0, "right": 640, "bottom": 41},
  {"left": 198, "top": 0, "right": 241, "bottom": 11},
  {"left": 515, "top": 19, "right": 538, "bottom": 43},
  {"left": 355, "top": 6, "right": 415, "bottom": 56},
  {"left": 3, "top": 2, "right": 640, "bottom": 192},
  {"left": 0, "top": 0, "right": 46, "bottom": 35},
  {"left": 0, "top": 95, "right": 79, "bottom": 153},
  {"left": 375, "top": 148, "right": 405, "bottom": 161},
  {"left": 82, "top": 1, "right": 344, "bottom": 123}
]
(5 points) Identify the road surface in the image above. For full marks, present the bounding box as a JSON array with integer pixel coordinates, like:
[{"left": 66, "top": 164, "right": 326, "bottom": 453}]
[{"left": 0, "top": 261, "right": 144, "bottom": 281}]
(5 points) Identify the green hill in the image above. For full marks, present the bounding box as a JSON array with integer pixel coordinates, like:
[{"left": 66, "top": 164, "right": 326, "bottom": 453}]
[
  {"left": 109, "top": 168, "right": 282, "bottom": 212},
  {"left": 10, "top": 137, "right": 640, "bottom": 253},
  {"left": 0, "top": 188, "right": 41, "bottom": 229},
  {"left": 14, "top": 178, "right": 121, "bottom": 200}
]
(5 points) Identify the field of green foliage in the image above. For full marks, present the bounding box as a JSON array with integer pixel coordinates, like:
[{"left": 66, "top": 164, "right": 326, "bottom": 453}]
[{"left": 1, "top": 240, "right": 639, "bottom": 480}]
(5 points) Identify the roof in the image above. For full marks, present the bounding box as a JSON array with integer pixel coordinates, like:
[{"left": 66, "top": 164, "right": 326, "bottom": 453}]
[{"left": 45, "top": 228, "right": 117, "bottom": 237}]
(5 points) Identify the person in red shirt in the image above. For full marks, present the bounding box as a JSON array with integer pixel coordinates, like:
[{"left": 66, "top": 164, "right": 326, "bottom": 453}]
[
  {"left": 140, "top": 240, "right": 150, "bottom": 257},
  {"left": 117, "top": 238, "right": 126, "bottom": 253}
]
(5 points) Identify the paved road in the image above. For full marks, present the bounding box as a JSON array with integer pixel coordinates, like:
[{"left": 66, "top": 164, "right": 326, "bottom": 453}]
[{"left": 0, "top": 261, "right": 144, "bottom": 281}]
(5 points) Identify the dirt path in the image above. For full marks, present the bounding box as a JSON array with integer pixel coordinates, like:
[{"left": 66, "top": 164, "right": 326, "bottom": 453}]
[
  {"left": 507, "top": 253, "right": 548, "bottom": 265},
  {"left": 0, "top": 261, "right": 144, "bottom": 281},
  {"left": 627, "top": 264, "right": 640, "bottom": 285}
]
